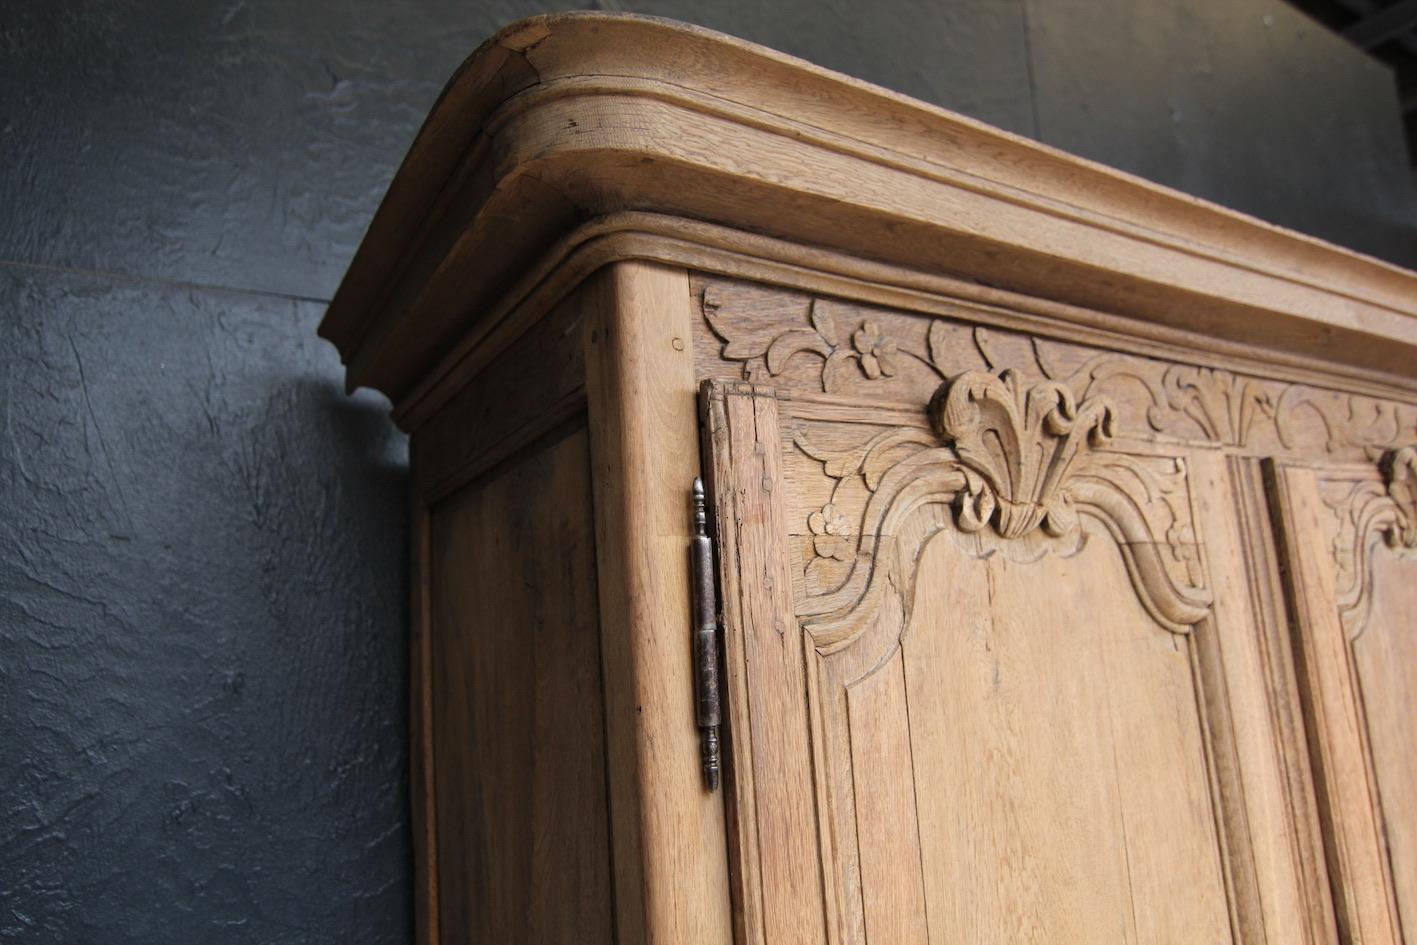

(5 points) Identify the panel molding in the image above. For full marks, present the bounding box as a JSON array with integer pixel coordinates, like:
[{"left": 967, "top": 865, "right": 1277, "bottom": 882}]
[
  {"left": 789, "top": 366, "right": 1212, "bottom": 673},
  {"left": 1266, "top": 461, "right": 1405, "bottom": 945}
]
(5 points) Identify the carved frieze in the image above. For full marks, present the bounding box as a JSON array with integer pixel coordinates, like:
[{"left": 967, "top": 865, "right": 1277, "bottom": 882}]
[{"left": 698, "top": 278, "right": 1417, "bottom": 460}]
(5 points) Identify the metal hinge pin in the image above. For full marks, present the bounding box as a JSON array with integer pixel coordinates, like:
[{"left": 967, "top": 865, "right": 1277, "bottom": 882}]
[{"left": 690, "top": 477, "right": 722, "bottom": 791}]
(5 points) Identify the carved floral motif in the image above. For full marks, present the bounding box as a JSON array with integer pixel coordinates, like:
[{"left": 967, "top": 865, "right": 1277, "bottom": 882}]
[
  {"left": 702, "top": 290, "right": 923, "bottom": 392},
  {"left": 851, "top": 321, "right": 899, "bottom": 379},
  {"left": 1318, "top": 445, "right": 1417, "bottom": 638},
  {"left": 1382, "top": 446, "right": 1417, "bottom": 550},
  {"left": 700, "top": 277, "right": 1416, "bottom": 654},
  {"left": 930, "top": 369, "right": 1116, "bottom": 539},
  {"left": 792, "top": 368, "right": 1213, "bottom": 646},
  {"left": 699, "top": 280, "right": 1417, "bottom": 459}
]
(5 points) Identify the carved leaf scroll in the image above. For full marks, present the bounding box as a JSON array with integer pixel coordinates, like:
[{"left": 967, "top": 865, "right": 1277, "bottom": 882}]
[
  {"left": 931, "top": 369, "right": 1116, "bottom": 540},
  {"left": 1322, "top": 446, "right": 1417, "bottom": 638},
  {"left": 699, "top": 278, "right": 1417, "bottom": 460},
  {"left": 794, "top": 368, "right": 1214, "bottom": 662},
  {"left": 1384, "top": 446, "right": 1417, "bottom": 551}
]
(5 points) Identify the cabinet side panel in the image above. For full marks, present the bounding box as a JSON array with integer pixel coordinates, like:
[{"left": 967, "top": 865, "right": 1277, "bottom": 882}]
[{"left": 428, "top": 422, "right": 614, "bottom": 945}]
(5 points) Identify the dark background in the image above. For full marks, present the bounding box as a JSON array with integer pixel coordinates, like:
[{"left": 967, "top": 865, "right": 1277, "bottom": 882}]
[{"left": 2, "top": 1, "right": 1413, "bottom": 942}]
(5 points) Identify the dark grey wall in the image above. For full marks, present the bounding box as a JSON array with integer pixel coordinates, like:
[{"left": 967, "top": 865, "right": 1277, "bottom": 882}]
[{"left": 2, "top": 2, "right": 1412, "bottom": 943}]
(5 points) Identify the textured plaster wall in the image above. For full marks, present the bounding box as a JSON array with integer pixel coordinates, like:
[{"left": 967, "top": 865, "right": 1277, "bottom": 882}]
[{"left": 1, "top": 1, "right": 1412, "bottom": 942}]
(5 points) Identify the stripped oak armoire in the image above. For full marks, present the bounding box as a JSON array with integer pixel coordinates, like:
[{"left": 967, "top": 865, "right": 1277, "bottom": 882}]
[{"left": 319, "top": 14, "right": 1417, "bottom": 945}]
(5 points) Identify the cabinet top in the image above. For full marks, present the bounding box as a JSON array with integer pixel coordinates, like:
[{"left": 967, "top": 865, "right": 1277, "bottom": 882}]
[{"left": 321, "top": 13, "right": 1417, "bottom": 409}]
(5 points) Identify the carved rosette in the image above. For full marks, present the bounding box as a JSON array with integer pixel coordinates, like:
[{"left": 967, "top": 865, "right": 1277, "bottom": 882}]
[
  {"left": 929, "top": 369, "right": 1116, "bottom": 540},
  {"left": 795, "top": 368, "right": 1213, "bottom": 656}
]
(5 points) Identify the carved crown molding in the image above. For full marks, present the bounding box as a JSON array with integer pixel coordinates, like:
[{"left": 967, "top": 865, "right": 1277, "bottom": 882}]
[
  {"left": 793, "top": 368, "right": 1213, "bottom": 666},
  {"left": 1319, "top": 446, "right": 1417, "bottom": 638}
]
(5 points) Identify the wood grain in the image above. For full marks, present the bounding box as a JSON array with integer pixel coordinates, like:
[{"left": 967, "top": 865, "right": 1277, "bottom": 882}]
[
  {"left": 704, "top": 378, "right": 1258, "bottom": 944},
  {"left": 412, "top": 292, "right": 586, "bottom": 499},
  {"left": 318, "top": 16, "right": 1417, "bottom": 944},
  {"left": 902, "top": 531, "right": 1230, "bottom": 944},
  {"left": 1352, "top": 551, "right": 1417, "bottom": 944},
  {"left": 428, "top": 422, "right": 613, "bottom": 945},
  {"left": 1190, "top": 452, "right": 1337, "bottom": 945},
  {"left": 584, "top": 261, "right": 735, "bottom": 945},
  {"left": 704, "top": 382, "right": 833, "bottom": 945},
  {"left": 409, "top": 493, "right": 438, "bottom": 945},
  {"left": 1265, "top": 461, "right": 1401, "bottom": 945},
  {"left": 319, "top": 15, "right": 1417, "bottom": 404}
]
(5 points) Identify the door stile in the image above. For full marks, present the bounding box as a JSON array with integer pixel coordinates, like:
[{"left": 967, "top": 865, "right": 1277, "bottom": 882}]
[{"left": 701, "top": 381, "right": 835, "bottom": 945}]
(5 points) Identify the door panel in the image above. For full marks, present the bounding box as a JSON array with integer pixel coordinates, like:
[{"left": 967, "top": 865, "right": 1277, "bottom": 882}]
[
  {"left": 901, "top": 533, "right": 1227, "bottom": 944},
  {"left": 703, "top": 374, "right": 1291, "bottom": 945},
  {"left": 1360, "top": 552, "right": 1417, "bottom": 945}
]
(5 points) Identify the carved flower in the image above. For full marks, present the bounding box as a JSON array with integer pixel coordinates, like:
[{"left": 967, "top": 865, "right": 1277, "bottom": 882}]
[
  {"left": 852, "top": 321, "right": 898, "bottom": 379},
  {"left": 808, "top": 504, "right": 853, "bottom": 560},
  {"left": 1166, "top": 521, "right": 1202, "bottom": 582}
]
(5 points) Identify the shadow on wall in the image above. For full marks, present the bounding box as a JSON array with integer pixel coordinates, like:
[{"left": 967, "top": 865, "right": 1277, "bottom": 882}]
[{"left": 0, "top": 269, "right": 411, "bottom": 944}]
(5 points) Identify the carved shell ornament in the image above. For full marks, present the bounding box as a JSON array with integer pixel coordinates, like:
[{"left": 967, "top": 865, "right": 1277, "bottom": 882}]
[
  {"left": 797, "top": 368, "right": 1213, "bottom": 657},
  {"left": 931, "top": 369, "right": 1117, "bottom": 541}
]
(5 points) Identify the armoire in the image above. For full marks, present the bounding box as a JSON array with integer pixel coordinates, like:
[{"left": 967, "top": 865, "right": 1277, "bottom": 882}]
[{"left": 319, "top": 14, "right": 1417, "bottom": 945}]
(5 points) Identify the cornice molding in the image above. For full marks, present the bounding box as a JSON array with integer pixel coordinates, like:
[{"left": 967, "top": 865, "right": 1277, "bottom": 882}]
[{"left": 323, "top": 14, "right": 1417, "bottom": 407}]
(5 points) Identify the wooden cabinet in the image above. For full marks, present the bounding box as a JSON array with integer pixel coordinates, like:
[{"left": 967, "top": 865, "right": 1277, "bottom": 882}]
[{"left": 319, "top": 14, "right": 1417, "bottom": 945}]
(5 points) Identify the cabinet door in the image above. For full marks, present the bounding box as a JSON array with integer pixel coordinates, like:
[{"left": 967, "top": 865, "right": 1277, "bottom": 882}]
[
  {"left": 703, "top": 376, "right": 1302, "bottom": 945},
  {"left": 1268, "top": 456, "right": 1417, "bottom": 945}
]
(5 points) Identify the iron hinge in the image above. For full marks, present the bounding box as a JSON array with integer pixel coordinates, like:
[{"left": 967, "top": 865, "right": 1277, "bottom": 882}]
[{"left": 690, "top": 477, "right": 722, "bottom": 791}]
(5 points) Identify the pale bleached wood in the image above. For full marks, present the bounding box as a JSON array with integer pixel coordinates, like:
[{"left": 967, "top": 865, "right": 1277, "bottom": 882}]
[
  {"left": 1226, "top": 458, "right": 1340, "bottom": 945},
  {"left": 583, "top": 261, "right": 735, "bottom": 945},
  {"left": 1189, "top": 451, "right": 1337, "bottom": 945},
  {"left": 384, "top": 214, "right": 1417, "bottom": 433},
  {"left": 1353, "top": 551, "right": 1417, "bottom": 945},
  {"left": 316, "top": 16, "right": 1417, "bottom": 944},
  {"left": 690, "top": 273, "right": 1417, "bottom": 465},
  {"left": 412, "top": 292, "right": 586, "bottom": 499},
  {"left": 844, "top": 650, "right": 928, "bottom": 945},
  {"left": 900, "top": 518, "right": 1230, "bottom": 944},
  {"left": 1265, "top": 462, "right": 1401, "bottom": 945},
  {"left": 321, "top": 15, "right": 1417, "bottom": 404},
  {"left": 704, "top": 382, "right": 834, "bottom": 945},
  {"left": 706, "top": 375, "right": 1260, "bottom": 944},
  {"left": 428, "top": 423, "right": 613, "bottom": 945}
]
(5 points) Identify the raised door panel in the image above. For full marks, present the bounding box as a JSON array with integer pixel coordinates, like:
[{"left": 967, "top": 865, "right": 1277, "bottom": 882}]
[
  {"left": 1268, "top": 455, "right": 1417, "bottom": 945},
  {"left": 900, "top": 531, "right": 1225, "bottom": 943},
  {"left": 705, "top": 373, "right": 1283, "bottom": 945}
]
